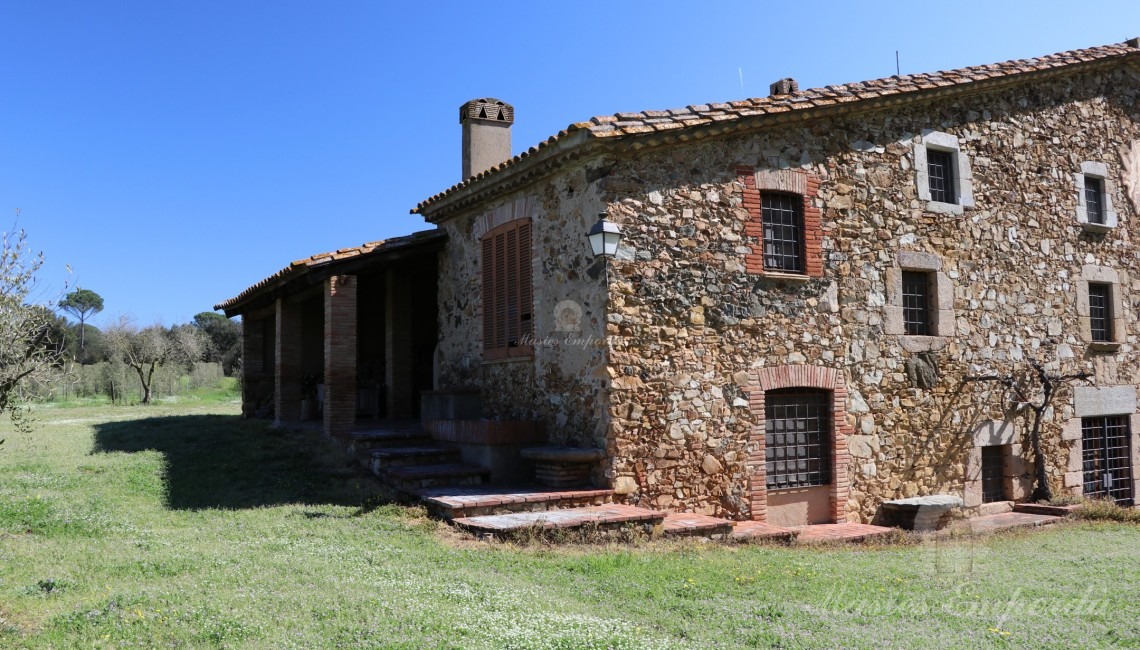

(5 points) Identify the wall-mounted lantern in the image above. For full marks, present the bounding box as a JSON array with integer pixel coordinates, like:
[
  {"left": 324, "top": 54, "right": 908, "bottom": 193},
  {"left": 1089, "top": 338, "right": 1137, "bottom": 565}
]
[{"left": 587, "top": 212, "right": 622, "bottom": 259}]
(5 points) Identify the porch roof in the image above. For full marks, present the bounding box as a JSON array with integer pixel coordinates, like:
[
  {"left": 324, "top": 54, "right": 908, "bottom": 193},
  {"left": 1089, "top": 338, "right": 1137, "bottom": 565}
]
[{"left": 214, "top": 229, "right": 446, "bottom": 317}]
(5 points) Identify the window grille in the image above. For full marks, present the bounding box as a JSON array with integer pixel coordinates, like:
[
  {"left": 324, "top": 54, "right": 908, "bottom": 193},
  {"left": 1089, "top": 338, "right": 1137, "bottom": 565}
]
[
  {"left": 902, "top": 271, "right": 933, "bottom": 336},
  {"left": 1088, "top": 283, "right": 1112, "bottom": 343},
  {"left": 765, "top": 390, "right": 831, "bottom": 489},
  {"left": 1081, "top": 416, "right": 1134, "bottom": 505},
  {"left": 927, "top": 149, "right": 956, "bottom": 204},
  {"left": 761, "top": 193, "right": 804, "bottom": 273}
]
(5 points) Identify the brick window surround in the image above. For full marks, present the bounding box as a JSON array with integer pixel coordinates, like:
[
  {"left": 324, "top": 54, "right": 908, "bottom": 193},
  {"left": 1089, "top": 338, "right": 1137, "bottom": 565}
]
[
  {"left": 738, "top": 166, "right": 823, "bottom": 278},
  {"left": 746, "top": 365, "right": 852, "bottom": 523},
  {"left": 481, "top": 219, "right": 534, "bottom": 361},
  {"left": 1077, "top": 264, "right": 1126, "bottom": 352},
  {"left": 1074, "top": 161, "right": 1118, "bottom": 232},
  {"left": 885, "top": 251, "right": 954, "bottom": 346},
  {"left": 914, "top": 130, "right": 975, "bottom": 215}
]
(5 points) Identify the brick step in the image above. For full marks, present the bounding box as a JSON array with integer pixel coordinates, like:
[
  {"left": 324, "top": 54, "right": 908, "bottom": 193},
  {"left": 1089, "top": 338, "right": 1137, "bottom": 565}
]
[
  {"left": 1012, "top": 503, "right": 1080, "bottom": 517},
  {"left": 731, "top": 521, "right": 798, "bottom": 543},
  {"left": 662, "top": 512, "right": 735, "bottom": 539},
  {"left": 792, "top": 523, "right": 895, "bottom": 544},
  {"left": 382, "top": 463, "right": 490, "bottom": 492},
  {"left": 416, "top": 486, "right": 616, "bottom": 519},
  {"left": 452, "top": 504, "right": 664, "bottom": 537},
  {"left": 369, "top": 446, "right": 460, "bottom": 472}
]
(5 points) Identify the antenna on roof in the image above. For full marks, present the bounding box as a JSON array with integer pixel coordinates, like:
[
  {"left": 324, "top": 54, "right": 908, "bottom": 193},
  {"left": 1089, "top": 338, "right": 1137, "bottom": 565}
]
[
  {"left": 739, "top": 67, "right": 744, "bottom": 95},
  {"left": 896, "top": 50, "right": 901, "bottom": 76}
]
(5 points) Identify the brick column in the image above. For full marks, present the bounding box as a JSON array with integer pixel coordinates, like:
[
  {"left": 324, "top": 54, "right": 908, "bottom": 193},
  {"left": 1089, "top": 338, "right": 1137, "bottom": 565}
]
[
  {"left": 385, "top": 268, "right": 414, "bottom": 419},
  {"left": 324, "top": 275, "right": 357, "bottom": 437},
  {"left": 240, "top": 317, "right": 263, "bottom": 417},
  {"left": 274, "top": 298, "right": 304, "bottom": 426}
]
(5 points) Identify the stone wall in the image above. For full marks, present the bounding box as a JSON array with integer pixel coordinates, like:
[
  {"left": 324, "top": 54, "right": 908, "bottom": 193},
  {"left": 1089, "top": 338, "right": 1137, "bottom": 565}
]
[
  {"left": 434, "top": 162, "right": 618, "bottom": 453},
  {"left": 598, "top": 66, "right": 1140, "bottom": 521}
]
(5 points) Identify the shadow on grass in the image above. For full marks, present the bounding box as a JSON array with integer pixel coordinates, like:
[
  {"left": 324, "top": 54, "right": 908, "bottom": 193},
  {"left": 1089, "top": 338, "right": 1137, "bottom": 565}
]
[{"left": 92, "top": 414, "right": 396, "bottom": 511}]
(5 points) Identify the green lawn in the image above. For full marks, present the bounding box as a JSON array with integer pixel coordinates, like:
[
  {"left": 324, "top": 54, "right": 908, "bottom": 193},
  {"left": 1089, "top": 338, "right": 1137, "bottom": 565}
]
[{"left": 1, "top": 403, "right": 1138, "bottom": 649}]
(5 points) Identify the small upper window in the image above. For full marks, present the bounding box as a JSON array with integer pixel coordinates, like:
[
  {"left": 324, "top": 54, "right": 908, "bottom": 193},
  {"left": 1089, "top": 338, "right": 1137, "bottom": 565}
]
[
  {"left": 1085, "top": 176, "right": 1105, "bottom": 225},
  {"left": 914, "top": 130, "right": 974, "bottom": 215},
  {"left": 761, "top": 192, "right": 804, "bottom": 273},
  {"left": 1088, "top": 282, "right": 1113, "bottom": 343},
  {"left": 902, "top": 271, "right": 933, "bottom": 336},
  {"left": 927, "top": 150, "right": 956, "bottom": 205},
  {"left": 1075, "top": 162, "right": 1117, "bottom": 232}
]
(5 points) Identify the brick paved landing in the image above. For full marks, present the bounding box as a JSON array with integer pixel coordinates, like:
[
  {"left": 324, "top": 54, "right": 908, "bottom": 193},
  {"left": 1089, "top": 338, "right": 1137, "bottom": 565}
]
[
  {"left": 662, "top": 513, "right": 734, "bottom": 538},
  {"left": 731, "top": 521, "right": 797, "bottom": 542},
  {"left": 966, "top": 511, "right": 1063, "bottom": 533},
  {"left": 793, "top": 523, "right": 894, "bottom": 544},
  {"left": 453, "top": 504, "right": 664, "bottom": 535}
]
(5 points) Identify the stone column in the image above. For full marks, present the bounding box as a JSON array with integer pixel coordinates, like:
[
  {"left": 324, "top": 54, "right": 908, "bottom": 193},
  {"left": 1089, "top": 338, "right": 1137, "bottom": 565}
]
[
  {"left": 385, "top": 267, "right": 414, "bottom": 419},
  {"left": 324, "top": 275, "right": 357, "bottom": 437},
  {"left": 274, "top": 298, "right": 304, "bottom": 426}
]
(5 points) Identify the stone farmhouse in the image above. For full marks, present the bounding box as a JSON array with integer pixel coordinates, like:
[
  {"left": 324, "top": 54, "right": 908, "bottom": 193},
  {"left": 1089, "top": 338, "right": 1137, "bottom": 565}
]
[{"left": 217, "top": 39, "right": 1140, "bottom": 530}]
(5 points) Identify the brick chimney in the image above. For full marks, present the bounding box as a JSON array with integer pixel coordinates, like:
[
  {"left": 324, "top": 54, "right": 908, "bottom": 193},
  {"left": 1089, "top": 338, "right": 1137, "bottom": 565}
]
[
  {"left": 769, "top": 78, "right": 799, "bottom": 96},
  {"left": 460, "top": 98, "right": 514, "bottom": 180}
]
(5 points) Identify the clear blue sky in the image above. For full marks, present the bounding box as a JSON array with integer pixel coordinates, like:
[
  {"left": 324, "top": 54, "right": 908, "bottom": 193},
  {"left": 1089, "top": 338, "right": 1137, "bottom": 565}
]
[{"left": 3, "top": 1, "right": 1138, "bottom": 327}]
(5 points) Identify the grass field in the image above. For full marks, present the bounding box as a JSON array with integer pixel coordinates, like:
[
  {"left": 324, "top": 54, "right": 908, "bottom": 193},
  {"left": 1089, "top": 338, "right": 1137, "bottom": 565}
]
[{"left": 1, "top": 401, "right": 1138, "bottom": 649}]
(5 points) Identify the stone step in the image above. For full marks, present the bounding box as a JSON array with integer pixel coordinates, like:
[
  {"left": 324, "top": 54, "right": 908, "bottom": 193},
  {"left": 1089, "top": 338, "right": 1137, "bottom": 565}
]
[
  {"left": 966, "top": 511, "right": 1064, "bottom": 533},
  {"left": 453, "top": 504, "right": 664, "bottom": 537},
  {"left": 416, "top": 486, "right": 615, "bottom": 519},
  {"left": 382, "top": 463, "right": 490, "bottom": 492},
  {"left": 369, "top": 446, "right": 460, "bottom": 472},
  {"left": 346, "top": 428, "right": 432, "bottom": 451},
  {"left": 662, "top": 512, "right": 735, "bottom": 539},
  {"left": 731, "top": 521, "right": 798, "bottom": 543},
  {"left": 1012, "top": 503, "right": 1080, "bottom": 517}
]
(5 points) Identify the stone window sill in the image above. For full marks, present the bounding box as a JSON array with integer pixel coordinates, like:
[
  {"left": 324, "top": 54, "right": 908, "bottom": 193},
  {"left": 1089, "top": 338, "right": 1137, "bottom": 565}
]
[
  {"left": 899, "top": 335, "right": 949, "bottom": 353},
  {"left": 483, "top": 347, "right": 535, "bottom": 365},
  {"left": 923, "top": 201, "right": 964, "bottom": 216},
  {"left": 1088, "top": 341, "right": 1122, "bottom": 353},
  {"left": 1079, "top": 221, "right": 1114, "bottom": 234},
  {"left": 759, "top": 271, "right": 813, "bottom": 283}
]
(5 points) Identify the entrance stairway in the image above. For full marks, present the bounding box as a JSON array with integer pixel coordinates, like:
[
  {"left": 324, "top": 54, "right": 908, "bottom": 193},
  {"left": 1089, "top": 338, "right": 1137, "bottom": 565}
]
[{"left": 342, "top": 423, "right": 887, "bottom": 542}]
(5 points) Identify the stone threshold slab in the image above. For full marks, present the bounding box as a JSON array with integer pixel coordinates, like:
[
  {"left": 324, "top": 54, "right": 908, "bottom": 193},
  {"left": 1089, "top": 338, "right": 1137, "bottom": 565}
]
[
  {"left": 416, "top": 486, "right": 614, "bottom": 510},
  {"left": 965, "top": 512, "right": 1063, "bottom": 533},
  {"left": 453, "top": 504, "right": 663, "bottom": 534}
]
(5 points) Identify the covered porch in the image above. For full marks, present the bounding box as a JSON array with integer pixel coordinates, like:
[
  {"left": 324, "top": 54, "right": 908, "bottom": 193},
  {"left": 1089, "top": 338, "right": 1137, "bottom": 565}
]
[{"left": 216, "top": 230, "right": 445, "bottom": 437}]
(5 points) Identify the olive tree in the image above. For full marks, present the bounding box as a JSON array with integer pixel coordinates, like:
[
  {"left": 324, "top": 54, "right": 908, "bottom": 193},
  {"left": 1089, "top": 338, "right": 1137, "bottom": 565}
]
[
  {"left": 104, "top": 318, "right": 205, "bottom": 404},
  {"left": 0, "top": 220, "right": 64, "bottom": 444}
]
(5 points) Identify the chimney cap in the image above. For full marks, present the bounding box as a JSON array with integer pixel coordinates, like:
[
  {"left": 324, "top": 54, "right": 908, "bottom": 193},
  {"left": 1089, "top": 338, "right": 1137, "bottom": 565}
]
[
  {"left": 1127, "top": 36, "right": 1139, "bottom": 48},
  {"left": 769, "top": 78, "right": 799, "bottom": 97},
  {"left": 460, "top": 98, "right": 514, "bottom": 125}
]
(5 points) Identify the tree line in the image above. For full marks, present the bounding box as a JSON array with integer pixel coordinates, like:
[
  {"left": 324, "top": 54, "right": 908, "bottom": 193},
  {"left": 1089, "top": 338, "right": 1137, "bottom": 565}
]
[{"left": 38, "top": 295, "right": 242, "bottom": 405}]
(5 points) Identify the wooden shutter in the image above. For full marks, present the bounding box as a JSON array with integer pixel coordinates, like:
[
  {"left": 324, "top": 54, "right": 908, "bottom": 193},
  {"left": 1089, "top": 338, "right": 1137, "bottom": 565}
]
[
  {"left": 482, "top": 236, "right": 494, "bottom": 350},
  {"left": 517, "top": 221, "right": 532, "bottom": 339},
  {"left": 481, "top": 219, "right": 534, "bottom": 360}
]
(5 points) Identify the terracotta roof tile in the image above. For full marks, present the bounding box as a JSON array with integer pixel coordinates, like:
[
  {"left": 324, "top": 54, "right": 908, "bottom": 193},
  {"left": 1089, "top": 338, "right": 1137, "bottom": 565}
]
[
  {"left": 413, "top": 40, "right": 1139, "bottom": 216},
  {"left": 214, "top": 229, "right": 445, "bottom": 313}
]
